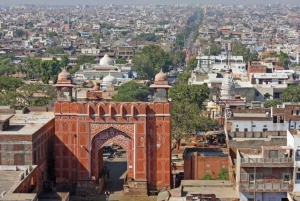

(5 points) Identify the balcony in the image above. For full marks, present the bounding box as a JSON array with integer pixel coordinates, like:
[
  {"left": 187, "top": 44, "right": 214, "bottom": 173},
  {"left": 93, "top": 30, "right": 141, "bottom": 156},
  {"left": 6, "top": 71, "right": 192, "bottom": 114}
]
[
  {"left": 240, "top": 183, "right": 291, "bottom": 192},
  {"left": 240, "top": 157, "right": 294, "bottom": 167}
]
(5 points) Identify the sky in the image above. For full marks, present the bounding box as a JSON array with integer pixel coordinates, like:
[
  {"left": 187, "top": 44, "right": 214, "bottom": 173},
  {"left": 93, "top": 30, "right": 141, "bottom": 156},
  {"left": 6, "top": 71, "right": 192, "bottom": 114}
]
[{"left": 0, "top": 0, "right": 300, "bottom": 5}]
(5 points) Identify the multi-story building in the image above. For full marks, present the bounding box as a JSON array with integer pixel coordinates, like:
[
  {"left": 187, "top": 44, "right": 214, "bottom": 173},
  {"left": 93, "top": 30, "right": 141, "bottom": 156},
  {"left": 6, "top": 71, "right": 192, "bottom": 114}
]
[
  {"left": 0, "top": 106, "right": 55, "bottom": 194},
  {"left": 236, "top": 146, "right": 294, "bottom": 201}
]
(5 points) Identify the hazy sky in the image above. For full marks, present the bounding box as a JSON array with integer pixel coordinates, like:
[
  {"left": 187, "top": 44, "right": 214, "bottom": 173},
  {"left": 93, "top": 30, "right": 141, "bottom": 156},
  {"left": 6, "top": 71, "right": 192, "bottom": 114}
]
[{"left": 0, "top": 0, "right": 300, "bottom": 5}]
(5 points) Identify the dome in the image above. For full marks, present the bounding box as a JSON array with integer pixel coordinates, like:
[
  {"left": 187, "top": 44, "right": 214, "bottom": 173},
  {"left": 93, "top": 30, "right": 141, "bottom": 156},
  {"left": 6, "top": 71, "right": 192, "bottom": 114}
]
[
  {"left": 93, "top": 85, "right": 100, "bottom": 91},
  {"left": 99, "top": 54, "right": 114, "bottom": 66},
  {"left": 155, "top": 69, "right": 168, "bottom": 82},
  {"left": 207, "top": 101, "right": 216, "bottom": 108},
  {"left": 102, "top": 73, "right": 117, "bottom": 85},
  {"left": 58, "top": 69, "right": 71, "bottom": 81}
]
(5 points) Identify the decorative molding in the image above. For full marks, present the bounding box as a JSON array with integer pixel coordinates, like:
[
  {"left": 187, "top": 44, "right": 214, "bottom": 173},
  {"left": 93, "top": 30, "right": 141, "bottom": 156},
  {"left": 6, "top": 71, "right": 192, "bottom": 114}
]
[{"left": 90, "top": 123, "right": 134, "bottom": 138}]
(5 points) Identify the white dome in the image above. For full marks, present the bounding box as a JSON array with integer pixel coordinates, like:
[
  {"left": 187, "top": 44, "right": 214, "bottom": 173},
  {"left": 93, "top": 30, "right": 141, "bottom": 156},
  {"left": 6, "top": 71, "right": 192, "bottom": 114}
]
[
  {"left": 102, "top": 73, "right": 117, "bottom": 85},
  {"left": 99, "top": 54, "right": 114, "bottom": 66}
]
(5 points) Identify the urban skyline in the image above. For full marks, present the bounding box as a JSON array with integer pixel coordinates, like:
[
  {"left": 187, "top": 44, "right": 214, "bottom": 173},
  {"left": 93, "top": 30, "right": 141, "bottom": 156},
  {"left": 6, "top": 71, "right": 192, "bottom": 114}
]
[{"left": 1, "top": 0, "right": 300, "bottom": 5}]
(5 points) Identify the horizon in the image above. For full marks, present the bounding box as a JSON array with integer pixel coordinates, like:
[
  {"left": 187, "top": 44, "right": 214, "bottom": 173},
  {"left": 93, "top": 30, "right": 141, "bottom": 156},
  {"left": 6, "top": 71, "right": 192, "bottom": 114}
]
[{"left": 0, "top": 0, "right": 300, "bottom": 6}]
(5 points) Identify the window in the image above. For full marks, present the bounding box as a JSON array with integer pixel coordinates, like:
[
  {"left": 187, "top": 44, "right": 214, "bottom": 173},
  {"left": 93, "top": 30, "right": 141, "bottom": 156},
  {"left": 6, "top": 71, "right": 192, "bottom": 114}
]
[
  {"left": 269, "top": 150, "right": 278, "bottom": 158},
  {"left": 273, "top": 116, "right": 278, "bottom": 123},
  {"left": 280, "top": 116, "right": 284, "bottom": 123},
  {"left": 256, "top": 173, "right": 263, "bottom": 181},
  {"left": 283, "top": 174, "right": 290, "bottom": 183},
  {"left": 244, "top": 128, "right": 248, "bottom": 132},
  {"left": 236, "top": 128, "right": 239, "bottom": 132},
  {"left": 297, "top": 173, "right": 300, "bottom": 180},
  {"left": 249, "top": 173, "right": 255, "bottom": 183},
  {"left": 263, "top": 128, "right": 268, "bottom": 132},
  {"left": 241, "top": 173, "right": 247, "bottom": 181},
  {"left": 206, "top": 164, "right": 210, "bottom": 167}
]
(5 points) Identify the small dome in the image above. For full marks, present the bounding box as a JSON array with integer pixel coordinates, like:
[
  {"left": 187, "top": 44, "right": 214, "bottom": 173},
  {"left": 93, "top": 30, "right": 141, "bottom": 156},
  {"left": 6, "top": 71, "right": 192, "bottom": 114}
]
[
  {"left": 99, "top": 54, "right": 114, "bottom": 66},
  {"left": 155, "top": 69, "right": 168, "bottom": 82},
  {"left": 207, "top": 101, "right": 216, "bottom": 108},
  {"left": 58, "top": 69, "right": 71, "bottom": 81},
  {"left": 93, "top": 85, "right": 100, "bottom": 91},
  {"left": 102, "top": 73, "right": 117, "bottom": 85}
]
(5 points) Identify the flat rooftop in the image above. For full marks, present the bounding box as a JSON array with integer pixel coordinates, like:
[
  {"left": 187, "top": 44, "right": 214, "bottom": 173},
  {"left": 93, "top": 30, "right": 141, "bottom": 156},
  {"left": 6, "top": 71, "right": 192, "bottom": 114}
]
[
  {"left": 0, "top": 112, "right": 54, "bottom": 135},
  {"left": 184, "top": 148, "right": 228, "bottom": 157},
  {"left": 233, "top": 113, "right": 268, "bottom": 117},
  {"left": 0, "top": 170, "right": 23, "bottom": 194},
  {"left": 181, "top": 180, "right": 239, "bottom": 199}
]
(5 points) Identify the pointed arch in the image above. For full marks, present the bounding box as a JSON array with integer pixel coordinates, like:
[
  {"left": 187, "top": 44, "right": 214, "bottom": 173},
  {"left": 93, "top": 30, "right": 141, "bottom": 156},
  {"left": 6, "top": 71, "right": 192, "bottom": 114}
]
[{"left": 90, "top": 123, "right": 134, "bottom": 139}]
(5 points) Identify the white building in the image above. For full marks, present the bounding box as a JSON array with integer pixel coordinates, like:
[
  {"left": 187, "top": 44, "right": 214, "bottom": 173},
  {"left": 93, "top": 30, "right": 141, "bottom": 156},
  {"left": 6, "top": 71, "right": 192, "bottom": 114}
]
[{"left": 287, "top": 130, "right": 300, "bottom": 192}]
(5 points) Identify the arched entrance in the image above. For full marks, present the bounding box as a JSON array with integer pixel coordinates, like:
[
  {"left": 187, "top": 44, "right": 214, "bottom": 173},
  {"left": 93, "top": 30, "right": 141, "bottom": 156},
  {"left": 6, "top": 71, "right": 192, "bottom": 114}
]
[{"left": 91, "top": 127, "right": 133, "bottom": 183}]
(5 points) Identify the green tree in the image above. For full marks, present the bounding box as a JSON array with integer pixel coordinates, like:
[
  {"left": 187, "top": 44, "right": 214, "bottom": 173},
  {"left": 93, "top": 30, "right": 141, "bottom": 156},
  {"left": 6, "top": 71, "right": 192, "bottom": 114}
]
[
  {"left": 278, "top": 51, "right": 290, "bottom": 67},
  {"left": 177, "top": 72, "right": 190, "bottom": 83},
  {"left": 45, "top": 46, "right": 64, "bottom": 55},
  {"left": 172, "top": 51, "right": 186, "bottom": 67},
  {"left": 0, "top": 58, "right": 16, "bottom": 76},
  {"left": 135, "top": 33, "right": 157, "bottom": 42},
  {"left": 265, "top": 99, "right": 282, "bottom": 108},
  {"left": 169, "top": 83, "right": 219, "bottom": 148},
  {"left": 48, "top": 32, "right": 58, "bottom": 38},
  {"left": 115, "top": 58, "right": 127, "bottom": 64},
  {"left": 217, "top": 168, "right": 229, "bottom": 180},
  {"left": 282, "top": 85, "right": 300, "bottom": 102},
  {"left": 113, "top": 81, "right": 149, "bottom": 102},
  {"left": 232, "top": 41, "right": 258, "bottom": 64},
  {"left": 60, "top": 55, "right": 70, "bottom": 68},
  {"left": 132, "top": 45, "right": 171, "bottom": 79},
  {"left": 0, "top": 77, "right": 24, "bottom": 90},
  {"left": 186, "top": 57, "right": 198, "bottom": 71},
  {"left": 92, "top": 33, "right": 103, "bottom": 44},
  {"left": 23, "top": 58, "right": 42, "bottom": 79},
  {"left": 25, "top": 22, "right": 34, "bottom": 29},
  {"left": 203, "top": 43, "right": 222, "bottom": 56},
  {"left": 15, "top": 29, "right": 24, "bottom": 37},
  {"left": 202, "top": 173, "right": 212, "bottom": 180},
  {"left": 69, "top": 55, "right": 95, "bottom": 74}
]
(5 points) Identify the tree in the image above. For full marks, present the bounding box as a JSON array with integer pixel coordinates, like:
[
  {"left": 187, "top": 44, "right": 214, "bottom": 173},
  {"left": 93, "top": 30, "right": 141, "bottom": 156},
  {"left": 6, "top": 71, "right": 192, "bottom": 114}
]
[
  {"left": 177, "top": 72, "right": 191, "bottom": 83},
  {"left": 278, "top": 51, "right": 290, "bottom": 67},
  {"left": 25, "top": 22, "right": 34, "bottom": 29},
  {"left": 135, "top": 33, "right": 157, "bottom": 42},
  {"left": 15, "top": 29, "right": 24, "bottom": 37},
  {"left": 172, "top": 51, "right": 186, "bottom": 67},
  {"left": 60, "top": 55, "right": 70, "bottom": 68},
  {"left": 186, "top": 57, "right": 198, "bottom": 71},
  {"left": 203, "top": 43, "right": 222, "bottom": 56},
  {"left": 113, "top": 81, "right": 149, "bottom": 102},
  {"left": 282, "top": 85, "right": 300, "bottom": 102},
  {"left": 265, "top": 99, "right": 282, "bottom": 108},
  {"left": 0, "top": 77, "right": 24, "bottom": 90},
  {"left": 115, "top": 58, "right": 127, "bottom": 64},
  {"left": 45, "top": 46, "right": 64, "bottom": 55},
  {"left": 169, "top": 83, "right": 219, "bottom": 149},
  {"left": 232, "top": 41, "right": 258, "bottom": 64},
  {"left": 217, "top": 167, "right": 229, "bottom": 180},
  {"left": 23, "top": 58, "right": 42, "bottom": 79},
  {"left": 69, "top": 55, "right": 95, "bottom": 74},
  {"left": 48, "top": 32, "right": 58, "bottom": 38},
  {"left": 202, "top": 173, "right": 212, "bottom": 180},
  {"left": 132, "top": 45, "right": 171, "bottom": 79},
  {"left": 0, "top": 58, "right": 15, "bottom": 76}
]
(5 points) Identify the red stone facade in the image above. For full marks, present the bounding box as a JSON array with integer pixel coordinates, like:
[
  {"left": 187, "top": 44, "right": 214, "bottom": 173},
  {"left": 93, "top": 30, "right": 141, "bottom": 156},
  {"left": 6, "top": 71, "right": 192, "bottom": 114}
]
[{"left": 54, "top": 101, "right": 171, "bottom": 193}]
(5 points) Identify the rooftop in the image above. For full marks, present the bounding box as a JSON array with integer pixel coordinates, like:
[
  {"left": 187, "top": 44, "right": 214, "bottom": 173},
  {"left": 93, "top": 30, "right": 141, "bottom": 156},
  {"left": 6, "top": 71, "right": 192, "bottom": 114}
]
[
  {"left": 183, "top": 148, "right": 228, "bottom": 157},
  {"left": 0, "top": 112, "right": 54, "bottom": 135},
  {"left": 181, "top": 180, "right": 239, "bottom": 199},
  {"left": 0, "top": 170, "right": 23, "bottom": 195}
]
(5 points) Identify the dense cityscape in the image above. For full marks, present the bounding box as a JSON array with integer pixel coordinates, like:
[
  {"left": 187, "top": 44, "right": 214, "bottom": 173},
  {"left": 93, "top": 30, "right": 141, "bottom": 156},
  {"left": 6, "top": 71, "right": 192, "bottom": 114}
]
[{"left": 0, "top": 2, "right": 300, "bottom": 201}]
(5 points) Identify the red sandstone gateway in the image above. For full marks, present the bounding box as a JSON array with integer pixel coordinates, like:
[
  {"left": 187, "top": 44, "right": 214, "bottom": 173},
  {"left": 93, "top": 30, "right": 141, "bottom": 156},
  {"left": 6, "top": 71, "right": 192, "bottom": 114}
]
[{"left": 54, "top": 69, "right": 172, "bottom": 195}]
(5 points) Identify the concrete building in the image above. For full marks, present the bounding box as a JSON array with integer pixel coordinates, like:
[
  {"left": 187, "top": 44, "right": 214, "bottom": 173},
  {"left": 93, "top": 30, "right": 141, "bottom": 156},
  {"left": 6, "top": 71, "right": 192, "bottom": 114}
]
[
  {"left": 236, "top": 146, "right": 294, "bottom": 201},
  {"left": 286, "top": 129, "right": 300, "bottom": 192},
  {"left": 0, "top": 165, "right": 38, "bottom": 201},
  {"left": 0, "top": 106, "right": 55, "bottom": 198}
]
